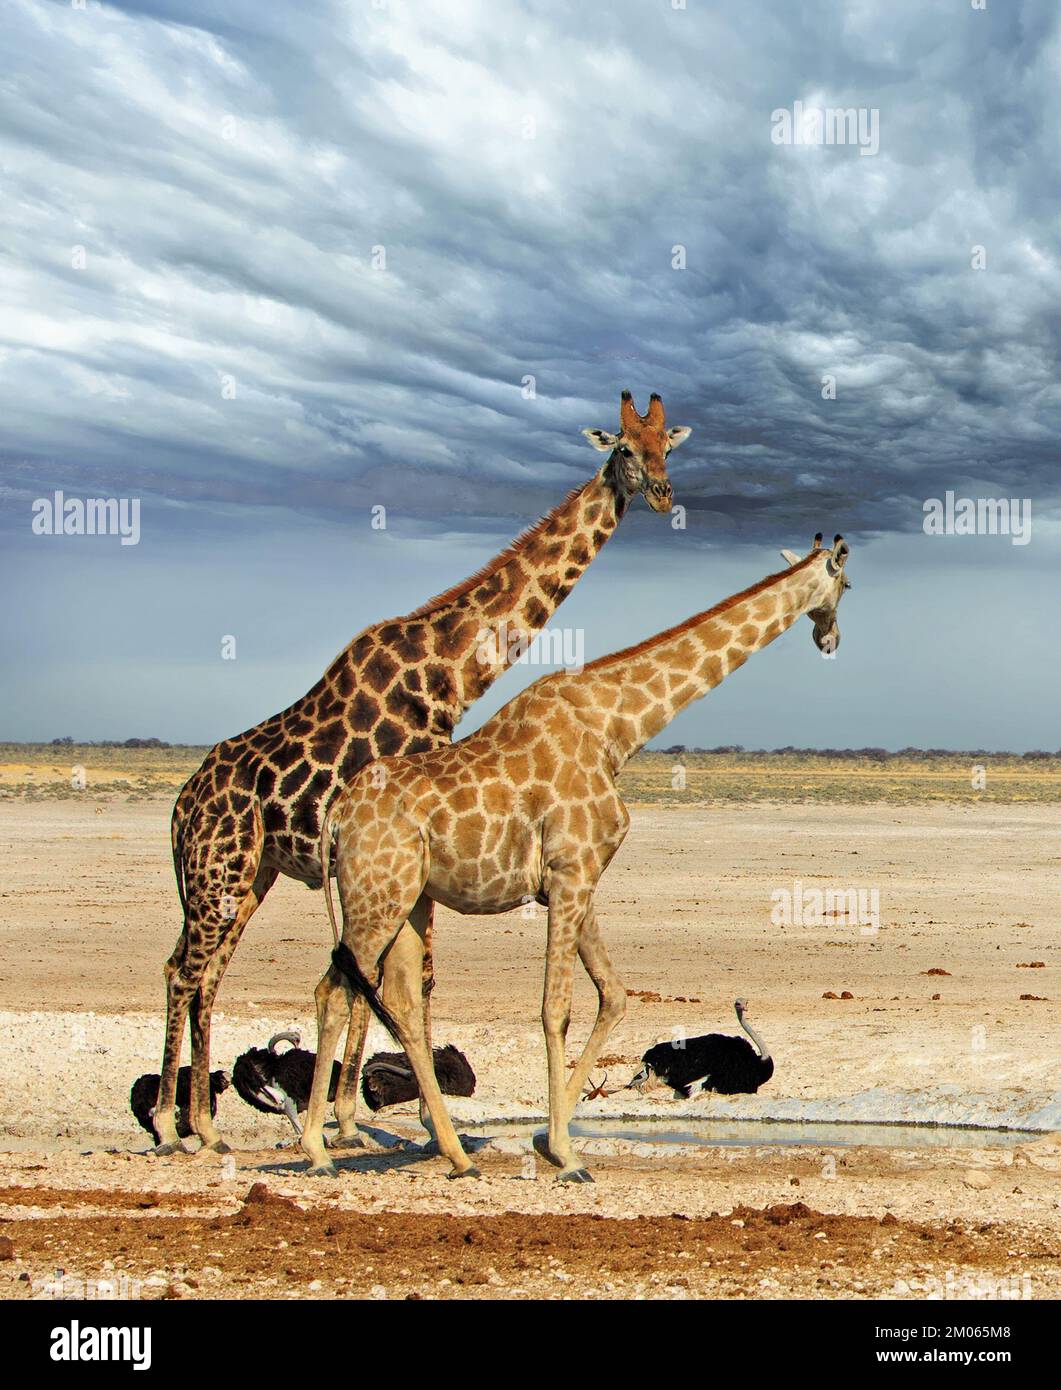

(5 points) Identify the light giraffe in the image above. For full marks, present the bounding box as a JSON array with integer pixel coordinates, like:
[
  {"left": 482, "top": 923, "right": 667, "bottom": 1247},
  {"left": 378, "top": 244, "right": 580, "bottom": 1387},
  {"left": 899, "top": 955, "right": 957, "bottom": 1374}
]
[
  {"left": 301, "top": 533, "right": 851, "bottom": 1180},
  {"left": 154, "top": 392, "right": 692, "bottom": 1153}
]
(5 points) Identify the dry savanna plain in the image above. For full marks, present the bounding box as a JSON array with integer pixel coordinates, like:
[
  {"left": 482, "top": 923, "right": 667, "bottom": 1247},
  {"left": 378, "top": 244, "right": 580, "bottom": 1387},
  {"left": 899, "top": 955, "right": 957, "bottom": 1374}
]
[{"left": 0, "top": 745, "right": 1058, "bottom": 1301}]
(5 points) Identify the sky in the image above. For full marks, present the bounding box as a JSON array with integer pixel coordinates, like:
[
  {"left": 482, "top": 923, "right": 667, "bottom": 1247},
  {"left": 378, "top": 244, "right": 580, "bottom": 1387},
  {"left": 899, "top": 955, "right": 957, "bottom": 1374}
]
[{"left": 2, "top": 0, "right": 1058, "bottom": 750}]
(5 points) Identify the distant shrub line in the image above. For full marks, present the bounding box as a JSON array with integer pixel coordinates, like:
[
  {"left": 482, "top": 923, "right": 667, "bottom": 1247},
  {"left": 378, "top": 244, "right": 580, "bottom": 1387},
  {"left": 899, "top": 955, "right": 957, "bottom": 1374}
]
[
  {"left": 656, "top": 745, "right": 1059, "bottom": 760},
  {"left": 22, "top": 737, "right": 1058, "bottom": 759},
  {"left": 47, "top": 736, "right": 173, "bottom": 749}
]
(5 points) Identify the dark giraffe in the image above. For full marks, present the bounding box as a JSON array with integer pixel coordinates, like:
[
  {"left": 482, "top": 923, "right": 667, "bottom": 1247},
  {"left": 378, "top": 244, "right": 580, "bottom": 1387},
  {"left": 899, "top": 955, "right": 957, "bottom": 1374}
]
[{"left": 155, "top": 392, "right": 693, "bottom": 1152}]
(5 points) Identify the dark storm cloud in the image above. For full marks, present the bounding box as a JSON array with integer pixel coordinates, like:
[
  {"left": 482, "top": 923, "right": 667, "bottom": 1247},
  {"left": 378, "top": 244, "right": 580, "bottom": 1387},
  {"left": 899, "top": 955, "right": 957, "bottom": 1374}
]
[{"left": 3, "top": 0, "right": 1060, "bottom": 546}]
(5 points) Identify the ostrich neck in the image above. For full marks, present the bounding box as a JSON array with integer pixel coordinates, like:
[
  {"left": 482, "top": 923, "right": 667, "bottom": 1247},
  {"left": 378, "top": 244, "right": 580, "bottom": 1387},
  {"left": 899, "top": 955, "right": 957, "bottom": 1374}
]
[{"left": 738, "top": 1013, "right": 770, "bottom": 1060}]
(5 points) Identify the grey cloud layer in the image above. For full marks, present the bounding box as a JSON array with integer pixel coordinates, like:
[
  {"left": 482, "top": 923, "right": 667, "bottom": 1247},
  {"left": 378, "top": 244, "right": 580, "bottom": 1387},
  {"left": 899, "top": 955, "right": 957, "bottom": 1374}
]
[{"left": 2, "top": 0, "right": 1059, "bottom": 545}]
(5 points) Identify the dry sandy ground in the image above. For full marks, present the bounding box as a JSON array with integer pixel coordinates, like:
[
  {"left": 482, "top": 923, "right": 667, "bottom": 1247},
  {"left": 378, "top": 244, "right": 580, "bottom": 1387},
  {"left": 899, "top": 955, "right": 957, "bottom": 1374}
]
[{"left": 0, "top": 795, "right": 1058, "bottom": 1300}]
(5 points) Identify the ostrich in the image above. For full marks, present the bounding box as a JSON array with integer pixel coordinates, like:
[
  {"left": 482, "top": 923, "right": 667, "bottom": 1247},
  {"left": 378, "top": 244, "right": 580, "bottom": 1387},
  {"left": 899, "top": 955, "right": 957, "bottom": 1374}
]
[
  {"left": 129, "top": 1068, "right": 229, "bottom": 1143},
  {"left": 361, "top": 1043, "right": 476, "bottom": 1112},
  {"left": 628, "top": 999, "right": 774, "bottom": 1097},
  {"left": 231, "top": 1032, "right": 477, "bottom": 1132},
  {"left": 231, "top": 1032, "right": 339, "bottom": 1136}
]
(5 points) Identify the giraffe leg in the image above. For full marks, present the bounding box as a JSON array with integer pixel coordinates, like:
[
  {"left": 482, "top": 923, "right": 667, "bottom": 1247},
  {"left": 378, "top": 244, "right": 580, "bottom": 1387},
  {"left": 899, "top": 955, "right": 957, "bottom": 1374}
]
[
  {"left": 307, "top": 818, "right": 437, "bottom": 1171},
  {"left": 330, "top": 903, "right": 435, "bottom": 1147},
  {"left": 417, "top": 901, "right": 437, "bottom": 1141},
  {"left": 188, "top": 865, "right": 277, "bottom": 1152},
  {"left": 155, "top": 946, "right": 195, "bottom": 1153},
  {"left": 536, "top": 880, "right": 594, "bottom": 1182},
  {"left": 379, "top": 917, "right": 476, "bottom": 1178},
  {"left": 155, "top": 807, "right": 266, "bottom": 1155},
  {"left": 562, "top": 904, "right": 626, "bottom": 1114},
  {"left": 329, "top": 994, "right": 369, "bottom": 1147},
  {"left": 302, "top": 963, "right": 355, "bottom": 1175}
]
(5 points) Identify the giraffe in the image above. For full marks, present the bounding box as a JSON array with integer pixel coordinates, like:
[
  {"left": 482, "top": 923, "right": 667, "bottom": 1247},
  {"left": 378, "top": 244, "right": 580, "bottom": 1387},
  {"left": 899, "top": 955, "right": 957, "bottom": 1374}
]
[
  {"left": 300, "top": 533, "right": 851, "bottom": 1180},
  {"left": 154, "top": 391, "right": 693, "bottom": 1154}
]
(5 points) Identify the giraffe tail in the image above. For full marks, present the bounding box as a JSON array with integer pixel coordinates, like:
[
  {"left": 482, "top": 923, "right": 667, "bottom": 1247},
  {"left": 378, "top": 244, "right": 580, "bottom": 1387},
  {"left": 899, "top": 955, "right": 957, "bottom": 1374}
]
[
  {"left": 320, "top": 808, "right": 340, "bottom": 947},
  {"left": 170, "top": 806, "right": 188, "bottom": 917},
  {"left": 332, "top": 942, "right": 401, "bottom": 1040}
]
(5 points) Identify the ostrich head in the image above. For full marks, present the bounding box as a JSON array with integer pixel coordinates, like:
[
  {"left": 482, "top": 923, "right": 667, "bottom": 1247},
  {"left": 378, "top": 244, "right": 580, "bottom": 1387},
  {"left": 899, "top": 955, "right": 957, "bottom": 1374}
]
[
  {"left": 734, "top": 999, "right": 771, "bottom": 1061},
  {"left": 625, "top": 1060, "right": 662, "bottom": 1093}
]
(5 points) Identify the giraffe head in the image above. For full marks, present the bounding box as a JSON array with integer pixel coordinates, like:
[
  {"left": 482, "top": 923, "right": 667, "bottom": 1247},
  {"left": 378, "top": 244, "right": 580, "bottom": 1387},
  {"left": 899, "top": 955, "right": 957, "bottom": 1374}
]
[
  {"left": 781, "top": 532, "right": 852, "bottom": 654},
  {"left": 582, "top": 390, "right": 691, "bottom": 513}
]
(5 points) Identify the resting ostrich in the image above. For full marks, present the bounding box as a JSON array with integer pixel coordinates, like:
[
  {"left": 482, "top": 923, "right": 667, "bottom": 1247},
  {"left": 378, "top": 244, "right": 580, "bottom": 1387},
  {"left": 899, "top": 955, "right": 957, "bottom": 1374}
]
[
  {"left": 231, "top": 1032, "right": 339, "bottom": 1136},
  {"left": 361, "top": 1043, "right": 476, "bottom": 1112},
  {"left": 628, "top": 999, "right": 774, "bottom": 1097},
  {"left": 130, "top": 1068, "right": 229, "bottom": 1143},
  {"left": 232, "top": 1032, "right": 477, "bottom": 1133}
]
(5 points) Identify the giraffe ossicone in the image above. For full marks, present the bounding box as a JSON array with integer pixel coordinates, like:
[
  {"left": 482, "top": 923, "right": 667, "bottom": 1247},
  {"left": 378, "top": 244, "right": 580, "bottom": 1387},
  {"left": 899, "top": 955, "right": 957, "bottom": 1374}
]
[{"left": 300, "top": 533, "right": 852, "bottom": 1181}]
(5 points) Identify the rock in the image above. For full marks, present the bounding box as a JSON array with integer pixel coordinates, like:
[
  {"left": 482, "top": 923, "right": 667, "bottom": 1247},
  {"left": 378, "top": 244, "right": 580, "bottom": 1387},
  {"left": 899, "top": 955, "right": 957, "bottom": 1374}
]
[
  {"left": 1014, "top": 1134, "right": 1061, "bottom": 1172},
  {"left": 962, "top": 1169, "right": 990, "bottom": 1190}
]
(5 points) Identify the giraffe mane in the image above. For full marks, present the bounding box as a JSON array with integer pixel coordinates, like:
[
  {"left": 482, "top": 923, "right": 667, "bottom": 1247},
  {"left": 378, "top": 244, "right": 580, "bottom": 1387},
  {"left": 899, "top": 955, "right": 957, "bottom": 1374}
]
[
  {"left": 404, "top": 478, "right": 595, "bottom": 618},
  {"left": 581, "top": 549, "right": 822, "bottom": 671}
]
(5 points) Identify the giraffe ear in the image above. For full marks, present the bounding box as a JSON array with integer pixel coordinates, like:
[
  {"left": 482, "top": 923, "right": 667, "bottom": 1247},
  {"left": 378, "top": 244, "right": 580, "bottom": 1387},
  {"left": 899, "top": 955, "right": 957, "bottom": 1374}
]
[
  {"left": 666, "top": 425, "right": 692, "bottom": 449},
  {"left": 780, "top": 549, "right": 801, "bottom": 567},
  {"left": 827, "top": 535, "right": 850, "bottom": 574},
  {"left": 582, "top": 428, "right": 618, "bottom": 451}
]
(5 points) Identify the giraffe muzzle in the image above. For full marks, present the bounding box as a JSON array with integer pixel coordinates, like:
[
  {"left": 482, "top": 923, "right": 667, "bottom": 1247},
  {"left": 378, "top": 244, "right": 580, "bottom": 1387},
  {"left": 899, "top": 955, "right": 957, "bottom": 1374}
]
[{"left": 644, "top": 480, "right": 673, "bottom": 513}]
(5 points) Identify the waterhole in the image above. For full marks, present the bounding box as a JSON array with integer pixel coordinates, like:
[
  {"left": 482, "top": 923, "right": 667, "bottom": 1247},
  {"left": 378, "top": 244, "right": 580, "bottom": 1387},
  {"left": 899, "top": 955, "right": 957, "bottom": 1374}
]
[{"left": 463, "top": 1116, "right": 1037, "bottom": 1151}]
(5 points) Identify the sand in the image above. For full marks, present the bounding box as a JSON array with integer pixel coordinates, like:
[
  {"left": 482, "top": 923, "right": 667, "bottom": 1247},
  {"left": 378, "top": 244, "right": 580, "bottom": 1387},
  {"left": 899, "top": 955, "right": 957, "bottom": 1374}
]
[{"left": 0, "top": 793, "right": 1057, "bottom": 1300}]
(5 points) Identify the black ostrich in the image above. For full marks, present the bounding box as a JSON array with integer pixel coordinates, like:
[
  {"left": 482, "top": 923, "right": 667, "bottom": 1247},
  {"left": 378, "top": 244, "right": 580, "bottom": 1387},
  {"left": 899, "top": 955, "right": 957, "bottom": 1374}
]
[
  {"left": 129, "top": 1068, "right": 230, "bottom": 1143},
  {"left": 231, "top": 1031, "right": 339, "bottom": 1135},
  {"left": 361, "top": 1043, "right": 476, "bottom": 1112},
  {"left": 628, "top": 999, "right": 774, "bottom": 1097}
]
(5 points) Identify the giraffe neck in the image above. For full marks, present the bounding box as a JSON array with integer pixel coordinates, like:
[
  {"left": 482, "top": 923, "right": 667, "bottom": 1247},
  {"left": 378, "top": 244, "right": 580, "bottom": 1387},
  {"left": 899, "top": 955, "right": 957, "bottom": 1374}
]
[
  {"left": 585, "top": 553, "right": 828, "bottom": 769},
  {"left": 325, "top": 455, "right": 632, "bottom": 731},
  {"left": 441, "top": 457, "right": 631, "bottom": 713}
]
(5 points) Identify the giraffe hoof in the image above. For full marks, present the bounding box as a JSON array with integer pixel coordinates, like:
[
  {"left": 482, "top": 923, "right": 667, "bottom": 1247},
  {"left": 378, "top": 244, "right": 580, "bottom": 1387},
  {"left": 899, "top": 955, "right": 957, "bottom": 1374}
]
[
  {"left": 447, "top": 1165, "right": 481, "bottom": 1180},
  {"left": 557, "top": 1168, "right": 594, "bottom": 1184},
  {"left": 197, "top": 1139, "right": 231, "bottom": 1156},
  {"left": 152, "top": 1141, "right": 185, "bottom": 1157},
  {"left": 326, "top": 1133, "right": 365, "bottom": 1151},
  {"left": 306, "top": 1162, "right": 340, "bottom": 1179}
]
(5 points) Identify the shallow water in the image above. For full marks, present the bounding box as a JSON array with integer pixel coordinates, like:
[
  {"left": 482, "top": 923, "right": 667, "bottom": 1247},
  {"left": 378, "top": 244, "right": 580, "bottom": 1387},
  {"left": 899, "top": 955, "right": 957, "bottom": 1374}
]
[{"left": 468, "top": 1116, "right": 1037, "bottom": 1151}]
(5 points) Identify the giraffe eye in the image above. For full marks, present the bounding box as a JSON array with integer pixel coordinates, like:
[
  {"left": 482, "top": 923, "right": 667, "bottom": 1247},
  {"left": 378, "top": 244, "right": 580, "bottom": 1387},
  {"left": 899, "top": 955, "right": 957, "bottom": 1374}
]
[{"left": 620, "top": 445, "right": 633, "bottom": 457}]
